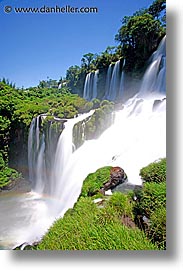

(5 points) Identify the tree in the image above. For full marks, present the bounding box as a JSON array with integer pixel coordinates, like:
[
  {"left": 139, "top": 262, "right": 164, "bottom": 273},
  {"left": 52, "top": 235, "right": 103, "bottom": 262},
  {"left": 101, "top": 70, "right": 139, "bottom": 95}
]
[
  {"left": 148, "top": 0, "right": 166, "bottom": 21},
  {"left": 115, "top": 13, "right": 165, "bottom": 71},
  {"left": 81, "top": 53, "right": 97, "bottom": 70},
  {"left": 66, "top": 66, "right": 81, "bottom": 87}
]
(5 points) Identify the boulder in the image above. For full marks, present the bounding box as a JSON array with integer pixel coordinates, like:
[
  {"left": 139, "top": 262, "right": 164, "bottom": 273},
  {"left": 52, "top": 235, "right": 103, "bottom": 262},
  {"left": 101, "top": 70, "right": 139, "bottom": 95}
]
[{"left": 101, "top": 166, "right": 128, "bottom": 192}]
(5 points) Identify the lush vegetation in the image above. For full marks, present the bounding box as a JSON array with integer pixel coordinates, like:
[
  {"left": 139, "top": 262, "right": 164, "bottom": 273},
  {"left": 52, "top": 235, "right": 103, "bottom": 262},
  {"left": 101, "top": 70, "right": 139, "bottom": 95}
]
[
  {"left": 0, "top": 151, "right": 20, "bottom": 189},
  {"left": 32, "top": 159, "right": 166, "bottom": 250},
  {"left": 0, "top": 79, "right": 115, "bottom": 188},
  {"left": 133, "top": 158, "right": 166, "bottom": 249},
  {"left": 0, "top": 81, "right": 95, "bottom": 187},
  {"left": 140, "top": 158, "right": 166, "bottom": 183},
  {"left": 33, "top": 195, "right": 157, "bottom": 250}
]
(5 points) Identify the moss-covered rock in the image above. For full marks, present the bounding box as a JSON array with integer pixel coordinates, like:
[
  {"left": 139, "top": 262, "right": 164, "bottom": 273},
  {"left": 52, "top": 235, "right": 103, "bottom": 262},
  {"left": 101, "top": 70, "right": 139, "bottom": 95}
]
[
  {"left": 81, "top": 166, "right": 112, "bottom": 197},
  {"left": 73, "top": 101, "right": 114, "bottom": 149}
]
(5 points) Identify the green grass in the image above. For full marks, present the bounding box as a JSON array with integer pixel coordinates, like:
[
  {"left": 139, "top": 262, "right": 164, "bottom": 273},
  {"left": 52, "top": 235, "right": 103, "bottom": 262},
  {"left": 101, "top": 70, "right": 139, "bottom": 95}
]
[
  {"left": 31, "top": 159, "right": 167, "bottom": 250},
  {"left": 34, "top": 196, "right": 158, "bottom": 250},
  {"left": 140, "top": 158, "right": 166, "bottom": 183}
]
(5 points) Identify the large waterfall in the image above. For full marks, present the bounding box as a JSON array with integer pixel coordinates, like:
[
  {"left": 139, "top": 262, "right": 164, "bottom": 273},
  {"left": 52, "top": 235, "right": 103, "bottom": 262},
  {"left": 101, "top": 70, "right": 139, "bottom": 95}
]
[
  {"left": 139, "top": 36, "right": 166, "bottom": 96},
  {"left": 0, "top": 36, "right": 166, "bottom": 249}
]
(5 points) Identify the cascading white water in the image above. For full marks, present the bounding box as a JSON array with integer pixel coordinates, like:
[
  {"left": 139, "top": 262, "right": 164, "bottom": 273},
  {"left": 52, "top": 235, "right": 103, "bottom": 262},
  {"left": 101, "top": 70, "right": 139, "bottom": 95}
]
[
  {"left": 92, "top": 70, "right": 99, "bottom": 99},
  {"left": 28, "top": 115, "right": 47, "bottom": 193},
  {"left": 83, "top": 72, "right": 92, "bottom": 100},
  {"left": 83, "top": 70, "right": 99, "bottom": 100},
  {"left": 50, "top": 110, "right": 95, "bottom": 200},
  {"left": 103, "top": 59, "right": 125, "bottom": 101},
  {"left": 139, "top": 36, "right": 166, "bottom": 96},
  {"left": 50, "top": 94, "right": 166, "bottom": 217},
  {"left": 104, "top": 64, "right": 113, "bottom": 99},
  {"left": 118, "top": 59, "right": 126, "bottom": 99},
  {"left": 108, "top": 60, "right": 121, "bottom": 101},
  {"left": 0, "top": 36, "right": 166, "bottom": 249}
]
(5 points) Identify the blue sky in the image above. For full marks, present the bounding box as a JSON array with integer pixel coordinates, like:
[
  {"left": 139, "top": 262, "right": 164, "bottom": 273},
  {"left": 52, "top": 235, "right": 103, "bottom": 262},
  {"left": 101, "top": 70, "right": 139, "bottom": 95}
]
[{"left": 0, "top": 0, "right": 153, "bottom": 88}]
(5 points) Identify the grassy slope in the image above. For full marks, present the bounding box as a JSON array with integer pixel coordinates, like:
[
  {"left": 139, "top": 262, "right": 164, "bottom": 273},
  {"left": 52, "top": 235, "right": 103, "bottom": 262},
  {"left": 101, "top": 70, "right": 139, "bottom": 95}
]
[{"left": 33, "top": 159, "right": 166, "bottom": 250}]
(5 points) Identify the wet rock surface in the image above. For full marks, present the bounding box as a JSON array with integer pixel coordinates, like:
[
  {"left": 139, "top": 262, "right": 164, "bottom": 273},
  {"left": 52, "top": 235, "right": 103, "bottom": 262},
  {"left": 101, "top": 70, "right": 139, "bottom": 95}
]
[{"left": 0, "top": 177, "right": 31, "bottom": 194}]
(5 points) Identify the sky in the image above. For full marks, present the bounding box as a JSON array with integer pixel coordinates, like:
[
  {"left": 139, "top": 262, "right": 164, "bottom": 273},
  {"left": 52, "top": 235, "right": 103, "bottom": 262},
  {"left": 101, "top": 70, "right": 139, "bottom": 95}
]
[{"left": 0, "top": 0, "right": 153, "bottom": 88}]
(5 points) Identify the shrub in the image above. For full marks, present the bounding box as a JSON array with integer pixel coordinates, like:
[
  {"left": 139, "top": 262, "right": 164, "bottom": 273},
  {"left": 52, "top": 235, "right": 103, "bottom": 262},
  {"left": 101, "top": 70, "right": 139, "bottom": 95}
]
[
  {"left": 134, "top": 182, "right": 166, "bottom": 218},
  {"left": 140, "top": 158, "right": 166, "bottom": 183},
  {"left": 148, "top": 206, "right": 166, "bottom": 249},
  {"left": 133, "top": 181, "right": 166, "bottom": 249}
]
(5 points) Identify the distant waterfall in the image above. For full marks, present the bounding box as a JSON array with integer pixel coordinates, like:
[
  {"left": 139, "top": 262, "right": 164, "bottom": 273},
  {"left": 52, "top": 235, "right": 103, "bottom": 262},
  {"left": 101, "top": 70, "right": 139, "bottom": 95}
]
[
  {"left": 139, "top": 36, "right": 166, "bottom": 96},
  {"left": 104, "top": 64, "right": 113, "bottom": 99},
  {"left": 93, "top": 70, "right": 99, "bottom": 99},
  {"left": 83, "top": 70, "right": 99, "bottom": 100},
  {"left": 103, "top": 59, "right": 125, "bottom": 101},
  {"left": 119, "top": 59, "right": 126, "bottom": 99},
  {"left": 108, "top": 60, "right": 121, "bottom": 101}
]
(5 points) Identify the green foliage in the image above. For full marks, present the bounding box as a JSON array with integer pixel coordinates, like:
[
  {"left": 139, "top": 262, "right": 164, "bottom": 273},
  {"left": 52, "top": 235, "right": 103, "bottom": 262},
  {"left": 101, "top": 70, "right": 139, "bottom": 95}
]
[
  {"left": 34, "top": 196, "right": 158, "bottom": 250},
  {"left": 115, "top": 12, "right": 165, "bottom": 72},
  {"left": 81, "top": 166, "right": 111, "bottom": 197},
  {"left": 148, "top": 206, "right": 166, "bottom": 249},
  {"left": 148, "top": 0, "right": 166, "bottom": 23},
  {"left": 38, "top": 78, "right": 58, "bottom": 89},
  {"left": 81, "top": 53, "right": 97, "bottom": 70},
  {"left": 140, "top": 158, "right": 166, "bottom": 183},
  {"left": 0, "top": 167, "right": 20, "bottom": 188},
  {"left": 0, "top": 152, "right": 5, "bottom": 170},
  {"left": 106, "top": 192, "right": 134, "bottom": 219},
  {"left": 134, "top": 182, "right": 166, "bottom": 218},
  {"left": 31, "top": 159, "right": 167, "bottom": 250},
  {"left": 133, "top": 181, "right": 166, "bottom": 249},
  {"left": 91, "top": 98, "right": 100, "bottom": 109},
  {"left": 0, "top": 81, "right": 93, "bottom": 174}
]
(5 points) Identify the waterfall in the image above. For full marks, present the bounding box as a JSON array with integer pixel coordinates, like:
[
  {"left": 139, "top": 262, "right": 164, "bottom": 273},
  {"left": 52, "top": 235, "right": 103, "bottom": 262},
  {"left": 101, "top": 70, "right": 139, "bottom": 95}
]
[
  {"left": 92, "top": 70, "right": 99, "bottom": 99},
  {"left": 83, "top": 70, "right": 99, "bottom": 100},
  {"left": 28, "top": 116, "right": 46, "bottom": 193},
  {"left": 0, "top": 37, "right": 166, "bottom": 249},
  {"left": 118, "top": 59, "right": 126, "bottom": 99},
  {"left": 108, "top": 60, "right": 121, "bottom": 101},
  {"left": 139, "top": 36, "right": 166, "bottom": 96},
  {"left": 54, "top": 96, "right": 165, "bottom": 203},
  {"left": 103, "top": 59, "right": 125, "bottom": 101},
  {"left": 104, "top": 64, "right": 113, "bottom": 99},
  {"left": 83, "top": 72, "right": 91, "bottom": 100},
  {"left": 28, "top": 111, "right": 95, "bottom": 199}
]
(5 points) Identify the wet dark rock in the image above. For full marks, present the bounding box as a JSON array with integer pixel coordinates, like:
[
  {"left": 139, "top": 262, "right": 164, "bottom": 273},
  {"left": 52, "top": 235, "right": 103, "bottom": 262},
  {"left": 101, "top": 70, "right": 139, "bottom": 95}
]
[
  {"left": 0, "top": 177, "right": 31, "bottom": 194},
  {"left": 153, "top": 98, "right": 166, "bottom": 111},
  {"left": 112, "top": 182, "right": 142, "bottom": 194},
  {"left": 101, "top": 167, "right": 128, "bottom": 192}
]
